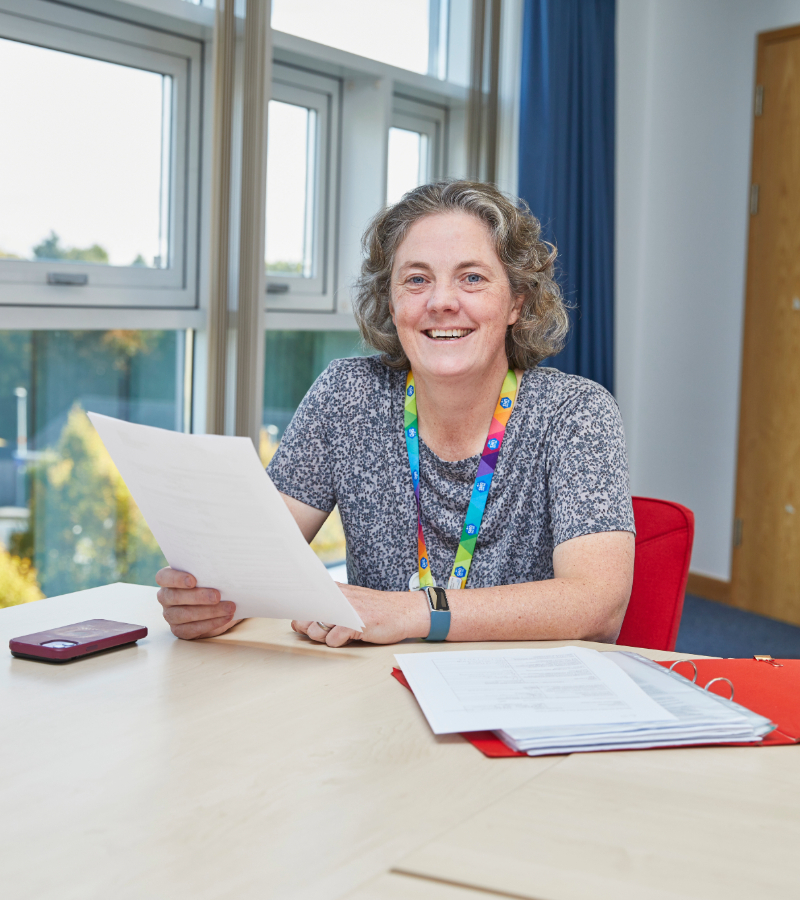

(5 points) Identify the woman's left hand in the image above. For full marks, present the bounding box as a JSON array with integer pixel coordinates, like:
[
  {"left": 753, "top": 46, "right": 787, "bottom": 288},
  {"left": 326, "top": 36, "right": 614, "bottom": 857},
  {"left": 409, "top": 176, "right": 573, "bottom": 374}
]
[{"left": 291, "top": 583, "right": 429, "bottom": 647}]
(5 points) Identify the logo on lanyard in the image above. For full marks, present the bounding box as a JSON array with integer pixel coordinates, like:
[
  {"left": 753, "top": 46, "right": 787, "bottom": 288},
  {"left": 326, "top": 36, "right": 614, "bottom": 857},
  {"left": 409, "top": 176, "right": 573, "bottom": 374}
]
[
  {"left": 500, "top": 397, "right": 512, "bottom": 409},
  {"left": 487, "top": 438, "right": 499, "bottom": 450}
]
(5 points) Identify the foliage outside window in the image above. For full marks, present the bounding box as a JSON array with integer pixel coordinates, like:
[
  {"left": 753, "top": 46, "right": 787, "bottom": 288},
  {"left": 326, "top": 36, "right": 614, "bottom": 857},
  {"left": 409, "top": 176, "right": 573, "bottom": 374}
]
[{"left": 0, "top": 330, "right": 180, "bottom": 605}]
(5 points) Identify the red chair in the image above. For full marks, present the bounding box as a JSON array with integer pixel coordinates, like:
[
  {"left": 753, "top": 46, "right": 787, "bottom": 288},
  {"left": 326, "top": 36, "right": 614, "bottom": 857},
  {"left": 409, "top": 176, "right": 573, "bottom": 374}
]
[{"left": 616, "top": 497, "right": 695, "bottom": 652}]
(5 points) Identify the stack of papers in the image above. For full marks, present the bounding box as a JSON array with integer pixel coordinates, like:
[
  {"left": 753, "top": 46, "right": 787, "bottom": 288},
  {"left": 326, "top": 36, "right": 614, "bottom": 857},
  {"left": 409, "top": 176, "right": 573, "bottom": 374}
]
[{"left": 395, "top": 647, "right": 775, "bottom": 755}]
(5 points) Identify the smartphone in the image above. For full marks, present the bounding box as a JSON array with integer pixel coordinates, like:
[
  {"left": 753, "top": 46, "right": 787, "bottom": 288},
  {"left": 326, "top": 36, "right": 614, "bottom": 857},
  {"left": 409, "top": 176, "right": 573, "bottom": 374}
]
[{"left": 9, "top": 619, "right": 148, "bottom": 662}]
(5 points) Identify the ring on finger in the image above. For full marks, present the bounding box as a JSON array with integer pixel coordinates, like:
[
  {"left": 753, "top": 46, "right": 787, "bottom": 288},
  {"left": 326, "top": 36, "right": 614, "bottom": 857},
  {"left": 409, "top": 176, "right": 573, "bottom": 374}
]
[{"left": 316, "top": 621, "right": 333, "bottom": 633}]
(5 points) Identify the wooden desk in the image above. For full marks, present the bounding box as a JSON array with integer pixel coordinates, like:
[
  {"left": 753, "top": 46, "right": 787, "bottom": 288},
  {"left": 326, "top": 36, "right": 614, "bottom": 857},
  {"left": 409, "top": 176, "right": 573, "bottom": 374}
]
[
  {"left": 391, "top": 745, "right": 800, "bottom": 899},
  {"left": 1, "top": 583, "right": 793, "bottom": 900}
]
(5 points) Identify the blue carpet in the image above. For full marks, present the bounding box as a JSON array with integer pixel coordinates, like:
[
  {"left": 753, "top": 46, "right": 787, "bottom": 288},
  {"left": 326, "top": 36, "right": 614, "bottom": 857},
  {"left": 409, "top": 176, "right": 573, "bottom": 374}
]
[{"left": 675, "top": 594, "right": 800, "bottom": 658}]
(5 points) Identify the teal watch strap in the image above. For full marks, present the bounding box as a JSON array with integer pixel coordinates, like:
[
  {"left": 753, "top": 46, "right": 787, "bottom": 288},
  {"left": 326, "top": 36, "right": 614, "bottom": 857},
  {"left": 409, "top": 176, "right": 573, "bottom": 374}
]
[{"left": 422, "top": 587, "right": 451, "bottom": 641}]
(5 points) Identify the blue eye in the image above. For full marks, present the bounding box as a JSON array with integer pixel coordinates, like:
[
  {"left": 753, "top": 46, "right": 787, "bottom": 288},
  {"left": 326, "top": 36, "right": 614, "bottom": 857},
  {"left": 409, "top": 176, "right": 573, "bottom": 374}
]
[
  {"left": 466, "top": 273, "right": 482, "bottom": 283},
  {"left": 410, "top": 275, "right": 425, "bottom": 284}
]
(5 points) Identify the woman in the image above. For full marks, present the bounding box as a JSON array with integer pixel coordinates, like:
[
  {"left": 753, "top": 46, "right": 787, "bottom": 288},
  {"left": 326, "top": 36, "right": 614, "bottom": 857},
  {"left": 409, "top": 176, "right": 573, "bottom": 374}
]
[{"left": 157, "top": 181, "right": 635, "bottom": 647}]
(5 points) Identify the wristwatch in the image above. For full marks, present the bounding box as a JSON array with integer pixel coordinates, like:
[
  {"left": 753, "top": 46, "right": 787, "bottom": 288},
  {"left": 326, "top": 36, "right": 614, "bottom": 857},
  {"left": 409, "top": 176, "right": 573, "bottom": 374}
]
[{"left": 421, "top": 586, "right": 451, "bottom": 641}]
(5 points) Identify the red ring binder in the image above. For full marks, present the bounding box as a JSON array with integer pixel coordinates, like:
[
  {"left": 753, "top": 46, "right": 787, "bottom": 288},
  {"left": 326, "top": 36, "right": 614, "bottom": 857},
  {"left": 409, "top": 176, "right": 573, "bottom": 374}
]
[{"left": 392, "top": 656, "right": 800, "bottom": 758}]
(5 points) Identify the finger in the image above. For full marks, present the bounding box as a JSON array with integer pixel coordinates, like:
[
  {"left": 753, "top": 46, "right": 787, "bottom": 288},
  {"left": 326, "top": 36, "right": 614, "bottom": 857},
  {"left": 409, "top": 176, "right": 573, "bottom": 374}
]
[
  {"left": 198, "top": 617, "right": 242, "bottom": 639},
  {"left": 157, "top": 586, "right": 221, "bottom": 608},
  {"left": 292, "top": 621, "right": 313, "bottom": 635},
  {"left": 325, "top": 626, "right": 361, "bottom": 648},
  {"left": 171, "top": 615, "right": 236, "bottom": 641},
  {"left": 163, "top": 602, "right": 236, "bottom": 627},
  {"left": 156, "top": 567, "right": 197, "bottom": 589},
  {"left": 306, "top": 622, "right": 333, "bottom": 643}
]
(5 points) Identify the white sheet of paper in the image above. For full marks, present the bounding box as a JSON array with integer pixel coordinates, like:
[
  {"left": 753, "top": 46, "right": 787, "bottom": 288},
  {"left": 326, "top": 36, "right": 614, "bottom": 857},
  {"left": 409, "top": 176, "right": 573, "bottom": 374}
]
[
  {"left": 88, "top": 413, "right": 364, "bottom": 629},
  {"left": 395, "top": 647, "right": 676, "bottom": 734}
]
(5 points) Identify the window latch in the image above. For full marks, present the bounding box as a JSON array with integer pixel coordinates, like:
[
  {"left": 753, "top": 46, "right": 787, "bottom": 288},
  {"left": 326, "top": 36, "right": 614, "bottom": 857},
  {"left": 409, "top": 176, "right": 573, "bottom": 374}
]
[{"left": 47, "top": 272, "right": 88, "bottom": 286}]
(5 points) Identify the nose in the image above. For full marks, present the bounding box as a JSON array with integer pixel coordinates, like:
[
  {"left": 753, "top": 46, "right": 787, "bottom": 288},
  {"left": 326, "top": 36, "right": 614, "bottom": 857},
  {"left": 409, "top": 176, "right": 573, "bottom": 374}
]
[{"left": 427, "top": 280, "right": 460, "bottom": 313}]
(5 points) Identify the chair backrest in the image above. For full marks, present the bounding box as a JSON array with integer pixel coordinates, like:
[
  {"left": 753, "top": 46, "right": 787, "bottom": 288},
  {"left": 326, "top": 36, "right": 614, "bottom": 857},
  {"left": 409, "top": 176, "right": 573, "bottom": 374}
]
[{"left": 616, "top": 496, "right": 695, "bottom": 652}]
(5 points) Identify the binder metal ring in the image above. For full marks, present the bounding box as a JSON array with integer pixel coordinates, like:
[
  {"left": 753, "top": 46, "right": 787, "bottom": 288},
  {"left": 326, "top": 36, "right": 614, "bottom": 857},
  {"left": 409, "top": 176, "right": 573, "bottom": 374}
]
[
  {"left": 703, "top": 677, "right": 735, "bottom": 701},
  {"left": 668, "top": 659, "right": 698, "bottom": 683}
]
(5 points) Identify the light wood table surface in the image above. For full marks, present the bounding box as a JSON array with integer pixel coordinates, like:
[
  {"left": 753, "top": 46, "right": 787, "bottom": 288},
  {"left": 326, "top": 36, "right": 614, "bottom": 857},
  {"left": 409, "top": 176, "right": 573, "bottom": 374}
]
[
  {"left": 1, "top": 582, "right": 792, "bottom": 900},
  {"left": 392, "top": 743, "right": 800, "bottom": 900}
]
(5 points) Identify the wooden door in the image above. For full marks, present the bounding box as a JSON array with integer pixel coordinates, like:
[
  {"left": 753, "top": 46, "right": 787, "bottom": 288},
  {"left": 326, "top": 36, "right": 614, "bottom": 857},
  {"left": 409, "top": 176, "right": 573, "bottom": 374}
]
[{"left": 732, "top": 25, "right": 800, "bottom": 624}]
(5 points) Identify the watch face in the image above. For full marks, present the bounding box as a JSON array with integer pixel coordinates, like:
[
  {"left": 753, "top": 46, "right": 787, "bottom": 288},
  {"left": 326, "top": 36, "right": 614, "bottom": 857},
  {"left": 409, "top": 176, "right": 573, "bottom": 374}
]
[{"left": 430, "top": 587, "right": 449, "bottom": 611}]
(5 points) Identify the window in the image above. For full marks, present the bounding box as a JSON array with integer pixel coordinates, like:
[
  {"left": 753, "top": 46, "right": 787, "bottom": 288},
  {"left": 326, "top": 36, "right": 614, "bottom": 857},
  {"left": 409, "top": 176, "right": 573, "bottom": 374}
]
[
  {"left": 387, "top": 96, "right": 447, "bottom": 202},
  {"left": 266, "top": 65, "right": 339, "bottom": 311},
  {"left": 0, "top": 329, "right": 191, "bottom": 605},
  {"left": 272, "top": 0, "right": 434, "bottom": 75},
  {"left": 0, "top": 38, "right": 171, "bottom": 271},
  {"left": 0, "top": 1, "right": 202, "bottom": 308},
  {"left": 387, "top": 129, "right": 430, "bottom": 204},
  {"left": 262, "top": 330, "right": 367, "bottom": 439},
  {"left": 266, "top": 102, "right": 317, "bottom": 280}
]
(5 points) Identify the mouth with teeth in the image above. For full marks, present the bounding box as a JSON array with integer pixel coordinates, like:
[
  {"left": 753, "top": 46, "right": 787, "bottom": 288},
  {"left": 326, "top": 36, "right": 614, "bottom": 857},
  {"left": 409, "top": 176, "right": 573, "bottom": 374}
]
[{"left": 424, "top": 328, "right": 474, "bottom": 341}]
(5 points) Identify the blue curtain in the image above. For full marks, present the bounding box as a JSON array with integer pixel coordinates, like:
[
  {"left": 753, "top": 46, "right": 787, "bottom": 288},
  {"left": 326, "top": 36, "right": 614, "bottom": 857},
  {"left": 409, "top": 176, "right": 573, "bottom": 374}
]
[{"left": 518, "top": 0, "right": 616, "bottom": 392}]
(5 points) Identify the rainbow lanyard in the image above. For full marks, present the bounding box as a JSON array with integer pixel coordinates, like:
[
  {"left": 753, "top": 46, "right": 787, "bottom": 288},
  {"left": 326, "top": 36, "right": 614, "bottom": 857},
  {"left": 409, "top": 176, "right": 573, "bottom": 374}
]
[{"left": 404, "top": 369, "right": 518, "bottom": 590}]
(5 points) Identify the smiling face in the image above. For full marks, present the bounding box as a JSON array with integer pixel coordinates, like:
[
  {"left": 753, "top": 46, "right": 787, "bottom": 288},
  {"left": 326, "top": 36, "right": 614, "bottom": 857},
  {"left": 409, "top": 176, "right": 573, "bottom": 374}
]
[{"left": 389, "top": 211, "right": 523, "bottom": 381}]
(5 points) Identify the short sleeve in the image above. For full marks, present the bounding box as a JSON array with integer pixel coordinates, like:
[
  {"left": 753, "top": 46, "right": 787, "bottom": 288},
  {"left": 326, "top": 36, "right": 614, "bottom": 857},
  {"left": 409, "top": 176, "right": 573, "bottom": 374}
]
[
  {"left": 266, "top": 364, "right": 338, "bottom": 513},
  {"left": 546, "top": 384, "right": 635, "bottom": 546}
]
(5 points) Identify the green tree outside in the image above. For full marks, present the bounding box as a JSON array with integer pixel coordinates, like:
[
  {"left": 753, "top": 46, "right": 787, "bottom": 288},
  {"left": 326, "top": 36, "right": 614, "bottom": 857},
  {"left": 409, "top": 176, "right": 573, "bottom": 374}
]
[
  {"left": 33, "top": 231, "right": 110, "bottom": 264},
  {"left": 10, "top": 404, "right": 167, "bottom": 598},
  {"left": 266, "top": 259, "right": 304, "bottom": 275},
  {"left": 0, "top": 549, "right": 44, "bottom": 608}
]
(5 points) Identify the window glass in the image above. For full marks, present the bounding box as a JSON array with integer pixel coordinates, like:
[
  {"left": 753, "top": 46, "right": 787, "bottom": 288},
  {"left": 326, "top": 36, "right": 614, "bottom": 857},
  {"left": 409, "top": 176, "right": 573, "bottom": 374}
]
[
  {"left": 261, "top": 331, "right": 372, "bottom": 568},
  {"left": 387, "top": 127, "right": 429, "bottom": 204},
  {"left": 272, "top": 0, "right": 431, "bottom": 75},
  {"left": 265, "top": 101, "right": 317, "bottom": 278},
  {"left": 267, "top": 68, "right": 338, "bottom": 308},
  {"left": 0, "top": 331, "right": 189, "bottom": 606},
  {"left": 0, "top": 38, "right": 172, "bottom": 269}
]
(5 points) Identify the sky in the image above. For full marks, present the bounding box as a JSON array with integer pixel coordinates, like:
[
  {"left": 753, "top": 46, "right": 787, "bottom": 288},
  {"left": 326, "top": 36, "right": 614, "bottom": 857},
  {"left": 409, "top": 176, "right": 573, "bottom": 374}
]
[
  {"left": 271, "top": 0, "right": 430, "bottom": 74},
  {"left": 265, "top": 101, "right": 312, "bottom": 272},
  {"left": 387, "top": 128, "right": 427, "bottom": 206},
  {"left": 0, "top": 38, "right": 166, "bottom": 267}
]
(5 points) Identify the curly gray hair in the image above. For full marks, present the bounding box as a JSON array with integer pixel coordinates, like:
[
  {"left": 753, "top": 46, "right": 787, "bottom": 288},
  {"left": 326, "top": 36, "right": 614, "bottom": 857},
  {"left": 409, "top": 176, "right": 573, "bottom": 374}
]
[{"left": 353, "top": 180, "right": 569, "bottom": 370}]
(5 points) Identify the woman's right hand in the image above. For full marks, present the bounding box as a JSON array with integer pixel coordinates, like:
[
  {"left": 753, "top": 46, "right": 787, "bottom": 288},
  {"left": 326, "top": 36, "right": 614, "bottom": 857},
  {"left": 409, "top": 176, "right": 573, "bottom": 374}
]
[{"left": 156, "top": 567, "right": 240, "bottom": 640}]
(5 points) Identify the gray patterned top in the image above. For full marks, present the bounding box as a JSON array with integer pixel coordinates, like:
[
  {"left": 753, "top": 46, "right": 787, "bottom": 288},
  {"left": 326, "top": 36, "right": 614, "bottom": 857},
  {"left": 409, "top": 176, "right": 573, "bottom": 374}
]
[{"left": 267, "top": 357, "right": 635, "bottom": 592}]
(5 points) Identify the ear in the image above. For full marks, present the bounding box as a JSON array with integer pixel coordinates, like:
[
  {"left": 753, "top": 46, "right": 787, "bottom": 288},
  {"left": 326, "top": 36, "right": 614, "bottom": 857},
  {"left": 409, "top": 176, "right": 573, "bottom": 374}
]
[
  {"left": 508, "top": 293, "right": 525, "bottom": 326},
  {"left": 388, "top": 294, "right": 396, "bottom": 325}
]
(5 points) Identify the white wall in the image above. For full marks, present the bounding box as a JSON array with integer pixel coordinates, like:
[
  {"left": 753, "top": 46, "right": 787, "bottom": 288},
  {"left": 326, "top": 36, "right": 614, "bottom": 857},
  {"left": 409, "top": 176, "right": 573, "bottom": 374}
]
[{"left": 616, "top": 0, "right": 800, "bottom": 581}]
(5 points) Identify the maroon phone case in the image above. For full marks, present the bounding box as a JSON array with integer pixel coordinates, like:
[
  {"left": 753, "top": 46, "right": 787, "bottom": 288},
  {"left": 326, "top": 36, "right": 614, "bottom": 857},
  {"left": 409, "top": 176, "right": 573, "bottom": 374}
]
[{"left": 9, "top": 619, "right": 148, "bottom": 662}]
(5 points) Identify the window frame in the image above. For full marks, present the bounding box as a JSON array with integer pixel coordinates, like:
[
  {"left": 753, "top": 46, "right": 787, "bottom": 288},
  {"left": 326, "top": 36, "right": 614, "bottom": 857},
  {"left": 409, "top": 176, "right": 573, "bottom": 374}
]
[
  {"left": 266, "top": 64, "right": 340, "bottom": 312},
  {"left": 389, "top": 94, "right": 448, "bottom": 197},
  {"left": 267, "top": 30, "right": 468, "bottom": 328},
  {"left": 0, "top": 0, "right": 203, "bottom": 309}
]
